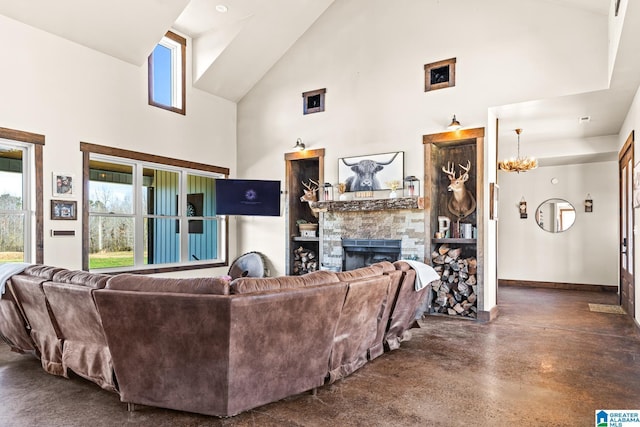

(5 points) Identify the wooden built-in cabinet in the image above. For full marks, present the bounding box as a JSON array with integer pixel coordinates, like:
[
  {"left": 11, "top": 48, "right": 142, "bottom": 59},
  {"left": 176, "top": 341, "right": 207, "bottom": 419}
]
[
  {"left": 423, "top": 128, "right": 484, "bottom": 318},
  {"left": 284, "top": 149, "right": 324, "bottom": 275}
]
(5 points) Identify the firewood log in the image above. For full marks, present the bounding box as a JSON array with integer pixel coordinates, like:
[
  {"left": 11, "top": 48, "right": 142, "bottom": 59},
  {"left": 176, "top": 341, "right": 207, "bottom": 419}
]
[{"left": 448, "top": 248, "right": 462, "bottom": 259}]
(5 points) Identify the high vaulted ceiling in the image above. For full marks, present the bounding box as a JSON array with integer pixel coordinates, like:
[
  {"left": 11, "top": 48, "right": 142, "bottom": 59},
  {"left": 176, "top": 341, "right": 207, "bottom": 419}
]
[
  {"left": 0, "top": 0, "right": 636, "bottom": 165},
  {"left": 0, "top": 0, "right": 334, "bottom": 103}
]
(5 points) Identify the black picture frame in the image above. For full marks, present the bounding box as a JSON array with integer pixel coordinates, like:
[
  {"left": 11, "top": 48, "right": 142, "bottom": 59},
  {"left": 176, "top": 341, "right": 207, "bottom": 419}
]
[
  {"left": 338, "top": 151, "right": 404, "bottom": 193},
  {"left": 424, "top": 57, "right": 456, "bottom": 92},
  {"left": 51, "top": 199, "right": 77, "bottom": 220},
  {"left": 302, "top": 88, "right": 326, "bottom": 114}
]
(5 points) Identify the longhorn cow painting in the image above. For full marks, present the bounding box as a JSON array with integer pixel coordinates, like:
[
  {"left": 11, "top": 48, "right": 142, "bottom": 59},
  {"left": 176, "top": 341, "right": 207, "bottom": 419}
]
[{"left": 338, "top": 151, "right": 404, "bottom": 193}]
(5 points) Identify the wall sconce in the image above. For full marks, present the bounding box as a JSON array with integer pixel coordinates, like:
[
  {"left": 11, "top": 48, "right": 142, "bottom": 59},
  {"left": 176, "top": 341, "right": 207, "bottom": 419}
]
[
  {"left": 519, "top": 197, "right": 527, "bottom": 219},
  {"left": 585, "top": 194, "right": 593, "bottom": 212},
  {"left": 404, "top": 175, "right": 420, "bottom": 197},
  {"left": 323, "top": 182, "right": 333, "bottom": 201},
  {"left": 447, "top": 115, "right": 461, "bottom": 130},
  {"left": 293, "top": 138, "right": 305, "bottom": 151}
]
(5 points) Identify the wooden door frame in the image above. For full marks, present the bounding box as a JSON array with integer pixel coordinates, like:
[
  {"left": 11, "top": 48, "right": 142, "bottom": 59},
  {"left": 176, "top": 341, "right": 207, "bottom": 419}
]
[{"left": 619, "top": 131, "right": 635, "bottom": 313}]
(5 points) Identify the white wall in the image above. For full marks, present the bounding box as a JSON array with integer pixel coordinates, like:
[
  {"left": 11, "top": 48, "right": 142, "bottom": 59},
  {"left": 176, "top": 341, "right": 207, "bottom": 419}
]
[
  {"left": 237, "top": 0, "right": 609, "bottom": 313},
  {"left": 497, "top": 162, "right": 618, "bottom": 285},
  {"left": 0, "top": 14, "right": 237, "bottom": 274},
  {"left": 621, "top": 83, "right": 640, "bottom": 325}
]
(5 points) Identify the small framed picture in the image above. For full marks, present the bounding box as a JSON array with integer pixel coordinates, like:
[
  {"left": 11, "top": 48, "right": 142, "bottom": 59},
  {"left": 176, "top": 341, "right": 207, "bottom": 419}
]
[
  {"left": 302, "top": 88, "right": 326, "bottom": 115},
  {"left": 53, "top": 172, "right": 75, "bottom": 197},
  {"left": 51, "top": 199, "right": 77, "bottom": 220}
]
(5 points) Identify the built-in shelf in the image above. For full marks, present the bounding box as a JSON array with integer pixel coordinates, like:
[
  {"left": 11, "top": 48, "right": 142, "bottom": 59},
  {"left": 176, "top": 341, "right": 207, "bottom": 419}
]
[
  {"left": 310, "top": 197, "right": 423, "bottom": 213},
  {"left": 292, "top": 236, "right": 319, "bottom": 242},
  {"left": 431, "top": 238, "right": 476, "bottom": 244}
]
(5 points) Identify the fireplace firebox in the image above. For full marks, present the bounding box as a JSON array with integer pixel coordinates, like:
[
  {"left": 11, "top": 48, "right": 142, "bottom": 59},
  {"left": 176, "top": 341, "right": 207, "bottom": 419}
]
[{"left": 341, "top": 238, "right": 402, "bottom": 271}]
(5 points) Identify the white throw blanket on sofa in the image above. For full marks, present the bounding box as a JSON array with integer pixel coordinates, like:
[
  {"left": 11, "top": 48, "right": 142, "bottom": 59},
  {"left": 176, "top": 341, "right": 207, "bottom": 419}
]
[
  {"left": 0, "top": 262, "right": 31, "bottom": 297},
  {"left": 402, "top": 260, "right": 441, "bottom": 291}
]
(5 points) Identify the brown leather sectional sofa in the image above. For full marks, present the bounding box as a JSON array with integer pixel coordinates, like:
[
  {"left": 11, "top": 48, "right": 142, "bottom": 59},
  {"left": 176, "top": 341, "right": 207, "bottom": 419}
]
[{"left": 0, "top": 260, "right": 429, "bottom": 417}]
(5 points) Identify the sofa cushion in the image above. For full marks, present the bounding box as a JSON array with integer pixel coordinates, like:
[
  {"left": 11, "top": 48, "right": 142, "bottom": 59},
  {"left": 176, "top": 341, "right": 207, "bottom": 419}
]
[
  {"left": 231, "top": 270, "right": 339, "bottom": 294},
  {"left": 369, "top": 261, "right": 396, "bottom": 273},
  {"left": 105, "top": 274, "right": 230, "bottom": 295},
  {"left": 335, "top": 265, "right": 383, "bottom": 281},
  {"left": 23, "top": 265, "right": 67, "bottom": 280},
  {"left": 52, "top": 270, "right": 111, "bottom": 289}
]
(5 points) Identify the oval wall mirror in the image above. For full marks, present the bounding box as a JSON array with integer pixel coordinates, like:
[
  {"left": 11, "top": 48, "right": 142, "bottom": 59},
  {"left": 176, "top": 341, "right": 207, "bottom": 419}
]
[{"left": 535, "top": 198, "right": 576, "bottom": 233}]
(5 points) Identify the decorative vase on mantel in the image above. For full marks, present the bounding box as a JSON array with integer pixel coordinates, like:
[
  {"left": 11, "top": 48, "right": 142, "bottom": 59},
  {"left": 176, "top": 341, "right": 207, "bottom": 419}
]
[
  {"left": 336, "top": 183, "right": 347, "bottom": 201},
  {"left": 386, "top": 180, "right": 400, "bottom": 199}
]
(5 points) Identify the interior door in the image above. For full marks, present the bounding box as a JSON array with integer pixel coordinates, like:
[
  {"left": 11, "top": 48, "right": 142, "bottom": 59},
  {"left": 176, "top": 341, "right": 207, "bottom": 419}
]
[{"left": 619, "top": 132, "right": 635, "bottom": 317}]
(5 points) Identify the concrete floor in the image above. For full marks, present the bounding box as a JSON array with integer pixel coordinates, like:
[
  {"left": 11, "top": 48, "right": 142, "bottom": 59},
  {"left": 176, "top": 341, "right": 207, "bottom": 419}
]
[{"left": 1, "top": 286, "right": 639, "bottom": 427}]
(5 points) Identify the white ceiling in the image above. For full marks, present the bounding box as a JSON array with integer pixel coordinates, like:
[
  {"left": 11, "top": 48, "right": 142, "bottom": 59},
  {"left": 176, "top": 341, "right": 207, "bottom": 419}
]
[{"left": 0, "top": 0, "right": 635, "bottom": 166}]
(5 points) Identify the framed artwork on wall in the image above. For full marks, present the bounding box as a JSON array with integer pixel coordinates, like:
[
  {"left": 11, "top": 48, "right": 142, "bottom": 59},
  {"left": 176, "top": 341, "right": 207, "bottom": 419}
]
[
  {"left": 53, "top": 172, "right": 75, "bottom": 197},
  {"left": 302, "top": 88, "right": 326, "bottom": 115},
  {"left": 424, "top": 57, "right": 456, "bottom": 92},
  {"left": 51, "top": 199, "right": 77, "bottom": 220},
  {"left": 338, "top": 151, "right": 404, "bottom": 193}
]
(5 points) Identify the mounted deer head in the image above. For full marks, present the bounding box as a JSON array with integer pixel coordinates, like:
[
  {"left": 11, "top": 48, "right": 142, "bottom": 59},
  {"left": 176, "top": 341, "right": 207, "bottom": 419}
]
[
  {"left": 300, "top": 179, "right": 319, "bottom": 203},
  {"left": 442, "top": 160, "right": 476, "bottom": 219},
  {"left": 300, "top": 179, "right": 323, "bottom": 218}
]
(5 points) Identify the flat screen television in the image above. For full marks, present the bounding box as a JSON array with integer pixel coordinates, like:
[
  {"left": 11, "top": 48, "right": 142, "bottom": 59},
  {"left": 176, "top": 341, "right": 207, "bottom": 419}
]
[{"left": 215, "top": 179, "right": 281, "bottom": 216}]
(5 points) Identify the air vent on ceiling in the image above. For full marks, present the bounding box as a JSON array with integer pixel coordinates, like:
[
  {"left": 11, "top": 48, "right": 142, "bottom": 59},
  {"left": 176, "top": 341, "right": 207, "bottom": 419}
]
[{"left": 579, "top": 116, "right": 591, "bottom": 123}]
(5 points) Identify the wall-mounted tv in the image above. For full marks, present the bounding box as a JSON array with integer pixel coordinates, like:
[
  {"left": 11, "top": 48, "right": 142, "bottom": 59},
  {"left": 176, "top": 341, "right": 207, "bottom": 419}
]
[{"left": 215, "top": 179, "right": 281, "bottom": 216}]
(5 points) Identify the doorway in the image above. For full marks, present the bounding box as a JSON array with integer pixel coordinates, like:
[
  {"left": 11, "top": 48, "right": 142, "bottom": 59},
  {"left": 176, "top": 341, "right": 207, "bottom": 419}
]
[{"left": 619, "top": 131, "right": 635, "bottom": 317}]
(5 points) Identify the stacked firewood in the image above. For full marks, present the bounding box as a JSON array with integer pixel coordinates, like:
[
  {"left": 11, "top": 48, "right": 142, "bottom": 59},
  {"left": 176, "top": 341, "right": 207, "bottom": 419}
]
[
  {"left": 430, "top": 244, "right": 477, "bottom": 318},
  {"left": 293, "top": 246, "right": 317, "bottom": 275}
]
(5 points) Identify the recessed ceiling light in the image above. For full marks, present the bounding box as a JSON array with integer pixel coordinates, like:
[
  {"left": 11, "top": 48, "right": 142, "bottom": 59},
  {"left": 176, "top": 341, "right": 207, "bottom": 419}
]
[{"left": 216, "top": 4, "right": 228, "bottom": 13}]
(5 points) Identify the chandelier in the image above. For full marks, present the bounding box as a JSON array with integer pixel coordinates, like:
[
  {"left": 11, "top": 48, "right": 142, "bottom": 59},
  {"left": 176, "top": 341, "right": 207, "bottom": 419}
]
[{"left": 498, "top": 128, "right": 538, "bottom": 173}]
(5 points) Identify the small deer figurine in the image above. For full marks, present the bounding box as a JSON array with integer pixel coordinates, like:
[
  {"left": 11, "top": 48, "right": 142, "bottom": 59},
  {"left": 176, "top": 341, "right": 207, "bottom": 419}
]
[
  {"left": 300, "top": 179, "right": 323, "bottom": 218},
  {"left": 442, "top": 160, "right": 476, "bottom": 219}
]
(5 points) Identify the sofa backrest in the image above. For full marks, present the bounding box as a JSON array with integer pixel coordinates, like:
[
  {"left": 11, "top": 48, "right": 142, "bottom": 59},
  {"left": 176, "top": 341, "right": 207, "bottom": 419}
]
[
  {"left": 231, "top": 270, "right": 339, "bottom": 294},
  {"left": 385, "top": 260, "right": 423, "bottom": 351},
  {"left": 8, "top": 265, "right": 69, "bottom": 376},
  {"left": 52, "top": 270, "right": 111, "bottom": 289},
  {"left": 327, "top": 274, "right": 391, "bottom": 384},
  {"left": 369, "top": 261, "right": 396, "bottom": 274},
  {"left": 334, "top": 264, "right": 383, "bottom": 281},
  {"left": 94, "top": 281, "right": 348, "bottom": 417},
  {"left": 105, "top": 274, "right": 231, "bottom": 295}
]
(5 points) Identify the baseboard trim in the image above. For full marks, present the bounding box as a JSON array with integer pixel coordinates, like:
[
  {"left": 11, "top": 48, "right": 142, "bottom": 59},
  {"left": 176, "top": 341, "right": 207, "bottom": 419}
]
[
  {"left": 499, "top": 279, "right": 617, "bottom": 293},
  {"left": 477, "top": 305, "right": 499, "bottom": 322}
]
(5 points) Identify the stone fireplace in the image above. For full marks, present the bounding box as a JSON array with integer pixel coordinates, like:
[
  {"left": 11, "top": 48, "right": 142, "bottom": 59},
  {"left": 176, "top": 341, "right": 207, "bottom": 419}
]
[{"left": 316, "top": 199, "right": 425, "bottom": 271}]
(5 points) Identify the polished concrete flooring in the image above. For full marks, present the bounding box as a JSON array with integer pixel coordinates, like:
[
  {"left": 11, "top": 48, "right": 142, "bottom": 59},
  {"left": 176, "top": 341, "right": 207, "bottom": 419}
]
[{"left": 1, "top": 286, "right": 640, "bottom": 426}]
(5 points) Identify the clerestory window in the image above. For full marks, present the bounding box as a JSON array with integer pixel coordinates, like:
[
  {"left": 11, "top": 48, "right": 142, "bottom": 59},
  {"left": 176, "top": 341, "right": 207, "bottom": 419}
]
[{"left": 148, "top": 31, "right": 186, "bottom": 115}]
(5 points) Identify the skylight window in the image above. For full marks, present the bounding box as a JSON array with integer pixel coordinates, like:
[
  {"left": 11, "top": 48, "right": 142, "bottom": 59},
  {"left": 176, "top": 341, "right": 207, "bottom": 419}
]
[{"left": 148, "top": 31, "right": 186, "bottom": 115}]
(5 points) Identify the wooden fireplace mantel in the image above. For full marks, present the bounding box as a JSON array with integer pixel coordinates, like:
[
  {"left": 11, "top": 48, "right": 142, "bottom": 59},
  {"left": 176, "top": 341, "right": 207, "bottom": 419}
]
[{"left": 310, "top": 197, "right": 423, "bottom": 213}]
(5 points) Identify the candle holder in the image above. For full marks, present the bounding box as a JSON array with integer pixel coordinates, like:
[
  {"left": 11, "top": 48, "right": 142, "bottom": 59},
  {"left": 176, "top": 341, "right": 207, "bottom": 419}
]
[
  {"left": 322, "top": 182, "right": 333, "bottom": 201},
  {"left": 404, "top": 175, "right": 420, "bottom": 197}
]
